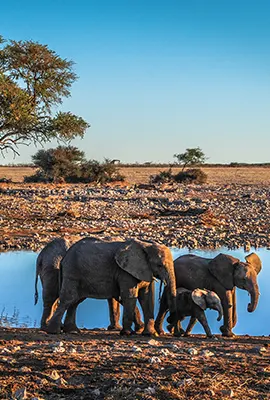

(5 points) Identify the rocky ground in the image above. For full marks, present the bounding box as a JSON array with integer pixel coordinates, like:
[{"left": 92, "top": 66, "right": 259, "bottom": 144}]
[
  {"left": 1, "top": 172, "right": 270, "bottom": 399},
  {"left": 0, "top": 182, "right": 270, "bottom": 251},
  {"left": 0, "top": 329, "right": 269, "bottom": 400}
]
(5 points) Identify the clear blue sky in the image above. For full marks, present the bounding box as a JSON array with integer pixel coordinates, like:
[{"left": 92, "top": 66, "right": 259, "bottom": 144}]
[{"left": 1, "top": 0, "right": 270, "bottom": 164}]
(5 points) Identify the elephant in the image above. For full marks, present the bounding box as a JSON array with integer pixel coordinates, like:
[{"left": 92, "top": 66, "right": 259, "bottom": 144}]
[
  {"left": 155, "top": 252, "right": 262, "bottom": 337},
  {"left": 45, "top": 238, "right": 177, "bottom": 336},
  {"left": 166, "top": 288, "right": 223, "bottom": 338},
  {"left": 34, "top": 237, "right": 70, "bottom": 330},
  {"left": 35, "top": 237, "right": 144, "bottom": 332}
]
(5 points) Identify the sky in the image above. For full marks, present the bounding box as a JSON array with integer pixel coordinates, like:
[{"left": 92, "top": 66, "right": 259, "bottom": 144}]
[{"left": 1, "top": 0, "right": 270, "bottom": 164}]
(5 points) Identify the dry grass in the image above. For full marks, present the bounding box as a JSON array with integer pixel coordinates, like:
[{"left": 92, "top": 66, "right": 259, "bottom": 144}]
[{"left": 1, "top": 166, "right": 270, "bottom": 185}]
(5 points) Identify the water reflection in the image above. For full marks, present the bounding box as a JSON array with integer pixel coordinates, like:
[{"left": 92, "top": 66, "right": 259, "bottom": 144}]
[{"left": 0, "top": 248, "right": 269, "bottom": 336}]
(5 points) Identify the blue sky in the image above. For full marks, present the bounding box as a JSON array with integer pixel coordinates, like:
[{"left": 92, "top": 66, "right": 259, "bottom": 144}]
[{"left": 1, "top": 0, "right": 270, "bottom": 163}]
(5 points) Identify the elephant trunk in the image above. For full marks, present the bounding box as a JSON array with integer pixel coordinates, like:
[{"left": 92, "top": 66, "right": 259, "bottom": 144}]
[
  {"left": 247, "top": 283, "right": 259, "bottom": 313},
  {"left": 216, "top": 302, "right": 223, "bottom": 322},
  {"left": 164, "top": 267, "right": 177, "bottom": 315}
]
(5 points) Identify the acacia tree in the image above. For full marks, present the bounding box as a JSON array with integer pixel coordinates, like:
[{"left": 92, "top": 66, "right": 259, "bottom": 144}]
[
  {"left": 174, "top": 147, "right": 206, "bottom": 171},
  {"left": 0, "top": 36, "right": 89, "bottom": 157}
]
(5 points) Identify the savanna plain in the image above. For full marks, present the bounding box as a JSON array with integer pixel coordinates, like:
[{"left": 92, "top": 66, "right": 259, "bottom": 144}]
[{"left": 0, "top": 166, "right": 269, "bottom": 399}]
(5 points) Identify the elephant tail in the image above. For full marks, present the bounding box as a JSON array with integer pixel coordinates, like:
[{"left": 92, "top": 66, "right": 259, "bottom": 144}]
[{"left": 34, "top": 258, "right": 40, "bottom": 305}]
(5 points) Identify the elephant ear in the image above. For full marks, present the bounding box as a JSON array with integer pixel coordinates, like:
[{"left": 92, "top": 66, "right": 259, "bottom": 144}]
[
  {"left": 191, "top": 289, "right": 208, "bottom": 310},
  {"left": 245, "top": 253, "right": 262, "bottom": 274},
  {"left": 115, "top": 240, "right": 153, "bottom": 282},
  {"left": 208, "top": 253, "right": 239, "bottom": 290}
]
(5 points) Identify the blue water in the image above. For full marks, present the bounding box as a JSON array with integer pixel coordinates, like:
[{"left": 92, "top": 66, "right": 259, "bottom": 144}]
[{"left": 0, "top": 248, "right": 269, "bottom": 336}]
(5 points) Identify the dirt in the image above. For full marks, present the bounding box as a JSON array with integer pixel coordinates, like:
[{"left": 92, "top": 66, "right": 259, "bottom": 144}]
[{"left": 0, "top": 328, "right": 269, "bottom": 400}]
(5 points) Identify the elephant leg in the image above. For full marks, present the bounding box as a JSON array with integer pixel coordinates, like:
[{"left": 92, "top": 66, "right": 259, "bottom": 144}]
[
  {"left": 232, "top": 288, "right": 237, "bottom": 328},
  {"left": 138, "top": 283, "right": 157, "bottom": 336},
  {"left": 184, "top": 316, "right": 197, "bottom": 336},
  {"left": 40, "top": 281, "right": 58, "bottom": 330},
  {"left": 173, "top": 319, "right": 185, "bottom": 337},
  {"left": 134, "top": 305, "right": 144, "bottom": 333},
  {"left": 63, "top": 298, "right": 86, "bottom": 333},
  {"left": 220, "top": 290, "right": 234, "bottom": 337},
  {"left": 197, "top": 313, "right": 212, "bottom": 338},
  {"left": 154, "top": 290, "right": 169, "bottom": 335},
  {"left": 45, "top": 284, "right": 80, "bottom": 334},
  {"left": 120, "top": 297, "right": 137, "bottom": 336},
  {"left": 107, "top": 299, "right": 122, "bottom": 330}
]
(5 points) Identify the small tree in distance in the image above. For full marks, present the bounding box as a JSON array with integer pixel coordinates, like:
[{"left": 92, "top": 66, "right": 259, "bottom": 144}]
[{"left": 174, "top": 147, "right": 206, "bottom": 171}]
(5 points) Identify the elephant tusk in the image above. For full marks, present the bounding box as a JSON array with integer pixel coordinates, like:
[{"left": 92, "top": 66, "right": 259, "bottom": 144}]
[{"left": 153, "top": 277, "right": 159, "bottom": 283}]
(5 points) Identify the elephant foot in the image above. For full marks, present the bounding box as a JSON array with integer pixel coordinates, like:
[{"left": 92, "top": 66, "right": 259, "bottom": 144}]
[
  {"left": 156, "top": 329, "right": 165, "bottom": 336},
  {"left": 206, "top": 334, "right": 213, "bottom": 339},
  {"left": 141, "top": 329, "right": 159, "bottom": 337},
  {"left": 174, "top": 331, "right": 184, "bottom": 337},
  {"left": 134, "top": 323, "right": 144, "bottom": 334},
  {"left": 220, "top": 325, "right": 235, "bottom": 337},
  {"left": 166, "top": 323, "right": 174, "bottom": 333},
  {"left": 120, "top": 329, "right": 136, "bottom": 336},
  {"left": 107, "top": 324, "right": 122, "bottom": 331},
  {"left": 63, "top": 323, "right": 80, "bottom": 334},
  {"left": 40, "top": 324, "right": 48, "bottom": 332},
  {"left": 44, "top": 325, "right": 61, "bottom": 334}
]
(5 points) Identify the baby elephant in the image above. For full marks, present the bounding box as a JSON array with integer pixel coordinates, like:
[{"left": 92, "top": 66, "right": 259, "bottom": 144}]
[{"left": 167, "top": 288, "right": 223, "bottom": 338}]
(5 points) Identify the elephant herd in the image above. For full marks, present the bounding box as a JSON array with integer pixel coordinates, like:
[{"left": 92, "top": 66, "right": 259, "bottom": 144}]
[{"left": 35, "top": 237, "right": 262, "bottom": 338}]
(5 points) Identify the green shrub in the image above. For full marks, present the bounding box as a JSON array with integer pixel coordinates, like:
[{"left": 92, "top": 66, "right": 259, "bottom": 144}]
[
  {"left": 149, "top": 168, "right": 173, "bottom": 184},
  {"left": 25, "top": 147, "right": 125, "bottom": 184},
  {"left": 174, "top": 168, "right": 207, "bottom": 184},
  {"left": 0, "top": 177, "right": 12, "bottom": 183}
]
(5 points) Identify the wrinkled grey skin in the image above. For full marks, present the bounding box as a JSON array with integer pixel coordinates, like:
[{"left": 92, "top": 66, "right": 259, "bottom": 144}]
[
  {"left": 35, "top": 237, "right": 144, "bottom": 332},
  {"left": 45, "top": 239, "right": 177, "bottom": 336},
  {"left": 34, "top": 238, "right": 70, "bottom": 330},
  {"left": 166, "top": 288, "right": 223, "bottom": 338},
  {"left": 155, "top": 252, "right": 262, "bottom": 337}
]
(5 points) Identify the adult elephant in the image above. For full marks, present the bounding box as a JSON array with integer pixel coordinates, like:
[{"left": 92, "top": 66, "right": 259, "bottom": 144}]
[
  {"left": 34, "top": 237, "right": 70, "bottom": 330},
  {"left": 155, "top": 252, "right": 262, "bottom": 337},
  {"left": 35, "top": 237, "right": 144, "bottom": 332},
  {"left": 45, "top": 238, "right": 177, "bottom": 336}
]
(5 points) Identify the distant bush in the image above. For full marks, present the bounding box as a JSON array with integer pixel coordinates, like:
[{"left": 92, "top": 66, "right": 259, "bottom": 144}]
[
  {"left": 0, "top": 177, "right": 12, "bottom": 183},
  {"left": 66, "top": 159, "right": 125, "bottom": 184},
  {"left": 174, "top": 168, "right": 207, "bottom": 184},
  {"left": 150, "top": 168, "right": 173, "bottom": 184},
  {"left": 24, "top": 147, "right": 125, "bottom": 184},
  {"left": 24, "top": 171, "right": 52, "bottom": 183},
  {"left": 149, "top": 168, "right": 207, "bottom": 185}
]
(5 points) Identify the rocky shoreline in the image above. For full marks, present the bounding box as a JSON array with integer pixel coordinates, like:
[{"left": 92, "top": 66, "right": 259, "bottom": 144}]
[
  {"left": 0, "top": 329, "right": 269, "bottom": 399},
  {"left": 0, "top": 182, "right": 270, "bottom": 252}
]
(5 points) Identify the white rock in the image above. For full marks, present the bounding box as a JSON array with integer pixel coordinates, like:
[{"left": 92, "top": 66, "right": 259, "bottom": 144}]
[
  {"left": 148, "top": 339, "right": 159, "bottom": 346},
  {"left": 92, "top": 389, "right": 101, "bottom": 396},
  {"left": 187, "top": 348, "right": 198, "bottom": 355},
  {"left": 201, "top": 349, "right": 215, "bottom": 358},
  {"left": 150, "top": 356, "right": 162, "bottom": 363},
  {"left": 161, "top": 348, "right": 171, "bottom": 356},
  {"left": 19, "top": 366, "right": 31, "bottom": 372},
  {"left": 132, "top": 346, "right": 142, "bottom": 353},
  {"left": 50, "top": 370, "right": 60, "bottom": 381},
  {"left": 144, "top": 387, "right": 156, "bottom": 394}
]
